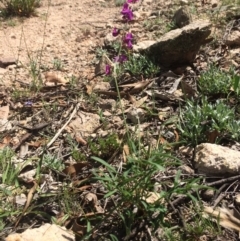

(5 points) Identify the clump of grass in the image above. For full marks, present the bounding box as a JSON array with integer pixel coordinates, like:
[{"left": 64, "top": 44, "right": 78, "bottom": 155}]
[
  {"left": 0, "top": 0, "right": 41, "bottom": 17},
  {"left": 89, "top": 133, "right": 120, "bottom": 159},
  {"left": 120, "top": 54, "right": 159, "bottom": 78},
  {"left": 198, "top": 65, "right": 234, "bottom": 96},
  {"left": 92, "top": 141, "right": 209, "bottom": 240},
  {"left": 178, "top": 97, "right": 240, "bottom": 146},
  {"left": 115, "top": 0, "right": 125, "bottom": 6},
  {"left": 52, "top": 58, "right": 64, "bottom": 71},
  {"left": 42, "top": 154, "right": 65, "bottom": 171}
]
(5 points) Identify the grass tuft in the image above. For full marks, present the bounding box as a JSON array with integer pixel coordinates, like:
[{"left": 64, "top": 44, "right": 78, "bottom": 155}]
[{"left": 0, "top": 0, "right": 40, "bottom": 17}]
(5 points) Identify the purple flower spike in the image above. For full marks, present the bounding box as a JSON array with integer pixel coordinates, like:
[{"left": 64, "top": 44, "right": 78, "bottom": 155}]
[
  {"left": 126, "top": 41, "right": 133, "bottom": 49},
  {"left": 105, "top": 64, "right": 111, "bottom": 75},
  {"left": 122, "top": 3, "right": 129, "bottom": 11},
  {"left": 112, "top": 27, "right": 120, "bottom": 37},
  {"left": 127, "top": 0, "right": 139, "bottom": 3},
  {"left": 114, "top": 55, "right": 128, "bottom": 63},
  {"left": 124, "top": 33, "right": 133, "bottom": 42},
  {"left": 124, "top": 33, "right": 133, "bottom": 49},
  {"left": 121, "top": 3, "right": 134, "bottom": 21}
]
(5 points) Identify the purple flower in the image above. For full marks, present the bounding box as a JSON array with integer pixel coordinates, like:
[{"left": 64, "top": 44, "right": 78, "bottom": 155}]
[
  {"left": 124, "top": 33, "right": 133, "bottom": 49},
  {"left": 126, "top": 41, "right": 133, "bottom": 49},
  {"left": 24, "top": 100, "right": 33, "bottom": 107},
  {"left": 105, "top": 64, "right": 111, "bottom": 75},
  {"left": 113, "top": 55, "right": 128, "bottom": 63},
  {"left": 124, "top": 33, "right": 133, "bottom": 42},
  {"left": 127, "top": 0, "right": 139, "bottom": 3},
  {"left": 112, "top": 27, "right": 120, "bottom": 37},
  {"left": 121, "top": 3, "right": 134, "bottom": 21}
]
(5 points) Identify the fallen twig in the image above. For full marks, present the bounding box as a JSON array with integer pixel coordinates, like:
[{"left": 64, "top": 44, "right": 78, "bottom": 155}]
[{"left": 46, "top": 102, "right": 80, "bottom": 149}]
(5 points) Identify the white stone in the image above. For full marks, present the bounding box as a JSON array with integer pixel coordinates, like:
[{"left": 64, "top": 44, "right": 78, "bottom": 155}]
[
  {"left": 194, "top": 143, "right": 240, "bottom": 175},
  {"left": 127, "top": 108, "right": 146, "bottom": 124},
  {"left": 5, "top": 223, "right": 74, "bottom": 241}
]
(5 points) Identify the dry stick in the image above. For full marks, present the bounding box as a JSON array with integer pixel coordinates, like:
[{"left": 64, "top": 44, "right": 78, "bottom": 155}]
[
  {"left": 211, "top": 183, "right": 228, "bottom": 207},
  {"left": 172, "top": 175, "right": 240, "bottom": 206},
  {"left": 14, "top": 181, "right": 38, "bottom": 228},
  {"left": 46, "top": 102, "right": 80, "bottom": 149},
  {"left": 206, "top": 174, "right": 240, "bottom": 187}
]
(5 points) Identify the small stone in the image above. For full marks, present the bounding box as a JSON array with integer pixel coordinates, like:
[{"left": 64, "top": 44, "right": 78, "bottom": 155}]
[
  {"left": 127, "top": 108, "right": 146, "bottom": 124},
  {"left": 211, "top": 0, "right": 218, "bottom": 8},
  {"left": 5, "top": 223, "right": 74, "bottom": 241},
  {"left": 7, "top": 64, "right": 16, "bottom": 70},
  {"left": 99, "top": 99, "right": 116, "bottom": 110},
  {"left": 75, "top": 36, "right": 82, "bottom": 42},
  {"left": 235, "top": 194, "right": 240, "bottom": 206},
  {"left": 0, "top": 57, "right": 17, "bottom": 68},
  {"left": 225, "top": 31, "right": 240, "bottom": 47},
  {"left": 201, "top": 189, "right": 215, "bottom": 201},
  {"left": 179, "top": 165, "right": 194, "bottom": 174},
  {"left": 180, "top": 0, "right": 188, "bottom": 5},
  {"left": 172, "top": 7, "right": 191, "bottom": 28}
]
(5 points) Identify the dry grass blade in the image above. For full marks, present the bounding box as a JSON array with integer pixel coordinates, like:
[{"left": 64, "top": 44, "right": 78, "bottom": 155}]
[
  {"left": 14, "top": 181, "right": 38, "bottom": 228},
  {"left": 204, "top": 206, "right": 240, "bottom": 232}
]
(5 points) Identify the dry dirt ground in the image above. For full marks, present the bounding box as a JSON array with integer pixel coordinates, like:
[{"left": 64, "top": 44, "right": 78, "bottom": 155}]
[{"left": 0, "top": 0, "right": 120, "bottom": 85}]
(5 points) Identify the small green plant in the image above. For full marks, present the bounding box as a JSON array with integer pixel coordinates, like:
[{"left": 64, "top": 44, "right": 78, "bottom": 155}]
[
  {"left": 120, "top": 54, "right": 159, "bottom": 78},
  {"left": 178, "top": 97, "right": 240, "bottom": 146},
  {"left": 89, "top": 133, "right": 120, "bottom": 159},
  {"left": 52, "top": 58, "right": 64, "bottom": 71},
  {"left": 42, "top": 154, "right": 65, "bottom": 171},
  {"left": 92, "top": 142, "right": 207, "bottom": 239},
  {"left": 28, "top": 59, "right": 43, "bottom": 89},
  {"left": 231, "top": 74, "right": 240, "bottom": 95},
  {"left": 0, "top": 148, "right": 20, "bottom": 186},
  {"left": 0, "top": 0, "right": 41, "bottom": 17},
  {"left": 198, "top": 65, "right": 234, "bottom": 95},
  {"left": 115, "top": 0, "right": 125, "bottom": 6}
]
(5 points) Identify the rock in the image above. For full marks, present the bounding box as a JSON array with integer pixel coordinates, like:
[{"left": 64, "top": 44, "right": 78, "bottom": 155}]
[
  {"left": 68, "top": 111, "right": 100, "bottom": 137},
  {"left": 134, "top": 20, "right": 212, "bottom": 67},
  {"left": 226, "top": 6, "right": 240, "bottom": 19},
  {"left": 235, "top": 194, "right": 240, "bottom": 206},
  {"left": 99, "top": 99, "right": 116, "bottom": 110},
  {"left": 133, "top": 40, "right": 156, "bottom": 52},
  {"left": 201, "top": 189, "right": 215, "bottom": 201},
  {"left": 94, "top": 55, "right": 111, "bottom": 75},
  {"left": 194, "top": 143, "right": 240, "bottom": 175},
  {"left": 172, "top": 7, "right": 191, "bottom": 28},
  {"left": 0, "top": 67, "right": 7, "bottom": 75},
  {"left": 211, "top": 0, "right": 218, "bottom": 8},
  {"left": 0, "top": 57, "right": 17, "bottom": 68},
  {"left": 44, "top": 72, "right": 68, "bottom": 85},
  {"left": 104, "top": 32, "right": 120, "bottom": 47},
  {"left": 180, "top": 0, "right": 188, "bottom": 5},
  {"left": 127, "top": 108, "right": 146, "bottom": 124},
  {"left": 5, "top": 223, "right": 74, "bottom": 241},
  {"left": 225, "top": 31, "right": 240, "bottom": 47}
]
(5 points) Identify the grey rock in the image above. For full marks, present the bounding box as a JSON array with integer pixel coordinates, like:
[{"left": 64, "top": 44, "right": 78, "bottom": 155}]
[
  {"left": 134, "top": 20, "right": 212, "bottom": 67},
  {"left": 173, "top": 7, "right": 191, "bottom": 28},
  {"left": 194, "top": 143, "right": 240, "bottom": 176},
  {"left": 0, "top": 57, "right": 17, "bottom": 68}
]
